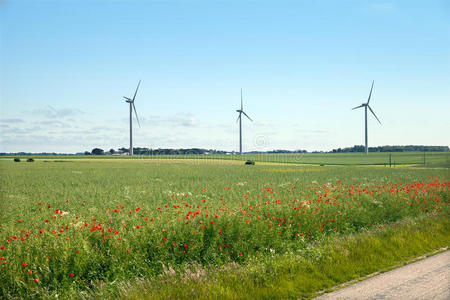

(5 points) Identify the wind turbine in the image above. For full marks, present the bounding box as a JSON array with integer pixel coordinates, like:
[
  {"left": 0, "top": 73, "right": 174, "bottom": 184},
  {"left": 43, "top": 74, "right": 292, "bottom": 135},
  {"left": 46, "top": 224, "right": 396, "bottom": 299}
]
[
  {"left": 236, "top": 88, "right": 253, "bottom": 155},
  {"left": 123, "top": 80, "right": 141, "bottom": 156},
  {"left": 352, "top": 80, "right": 381, "bottom": 155}
]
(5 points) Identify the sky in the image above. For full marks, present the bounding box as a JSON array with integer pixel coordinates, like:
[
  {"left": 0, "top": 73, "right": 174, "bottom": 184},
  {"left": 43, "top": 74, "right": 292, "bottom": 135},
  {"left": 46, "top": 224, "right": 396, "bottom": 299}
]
[{"left": 1, "top": 0, "right": 449, "bottom": 153}]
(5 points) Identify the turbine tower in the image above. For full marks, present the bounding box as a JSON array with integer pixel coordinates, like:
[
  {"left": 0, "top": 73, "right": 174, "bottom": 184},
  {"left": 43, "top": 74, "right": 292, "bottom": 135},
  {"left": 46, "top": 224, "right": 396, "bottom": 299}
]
[
  {"left": 236, "top": 88, "right": 253, "bottom": 155},
  {"left": 352, "top": 80, "right": 381, "bottom": 155},
  {"left": 123, "top": 81, "right": 141, "bottom": 156}
]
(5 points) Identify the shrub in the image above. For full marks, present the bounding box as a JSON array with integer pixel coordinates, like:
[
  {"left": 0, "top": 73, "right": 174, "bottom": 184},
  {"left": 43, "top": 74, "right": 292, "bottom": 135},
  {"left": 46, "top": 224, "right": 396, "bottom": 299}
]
[
  {"left": 27, "top": 158, "right": 34, "bottom": 162},
  {"left": 14, "top": 158, "right": 20, "bottom": 162},
  {"left": 245, "top": 160, "right": 255, "bottom": 165}
]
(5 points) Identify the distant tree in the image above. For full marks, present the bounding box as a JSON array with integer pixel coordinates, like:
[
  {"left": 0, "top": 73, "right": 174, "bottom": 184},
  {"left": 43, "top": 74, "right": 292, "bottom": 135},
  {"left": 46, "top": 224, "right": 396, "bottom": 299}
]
[
  {"left": 14, "top": 158, "right": 20, "bottom": 162},
  {"left": 91, "top": 148, "right": 104, "bottom": 155},
  {"left": 119, "top": 147, "right": 129, "bottom": 153},
  {"left": 27, "top": 158, "right": 34, "bottom": 162},
  {"left": 84, "top": 151, "right": 91, "bottom": 155},
  {"left": 109, "top": 149, "right": 115, "bottom": 154}
]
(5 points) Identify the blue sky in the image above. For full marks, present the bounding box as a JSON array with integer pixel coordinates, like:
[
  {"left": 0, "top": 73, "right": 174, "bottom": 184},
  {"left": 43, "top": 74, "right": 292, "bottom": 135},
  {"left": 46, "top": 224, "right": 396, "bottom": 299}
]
[{"left": 1, "top": 0, "right": 449, "bottom": 153}]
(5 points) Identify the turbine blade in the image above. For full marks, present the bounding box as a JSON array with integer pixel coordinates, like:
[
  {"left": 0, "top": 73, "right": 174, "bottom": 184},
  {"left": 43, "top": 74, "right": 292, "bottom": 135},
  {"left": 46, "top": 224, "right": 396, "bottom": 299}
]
[
  {"left": 124, "top": 96, "right": 132, "bottom": 101},
  {"left": 367, "top": 80, "right": 374, "bottom": 104},
  {"left": 132, "top": 102, "right": 141, "bottom": 127},
  {"left": 240, "top": 88, "right": 243, "bottom": 110},
  {"left": 242, "top": 111, "right": 253, "bottom": 122},
  {"left": 236, "top": 113, "right": 241, "bottom": 123},
  {"left": 352, "top": 104, "right": 364, "bottom": 110},
  {"left": 368, "top": 105, "right": 381, "bottom": 124},
  {"left": 132, "top": 80, "right": 141, "bottom": 102}
]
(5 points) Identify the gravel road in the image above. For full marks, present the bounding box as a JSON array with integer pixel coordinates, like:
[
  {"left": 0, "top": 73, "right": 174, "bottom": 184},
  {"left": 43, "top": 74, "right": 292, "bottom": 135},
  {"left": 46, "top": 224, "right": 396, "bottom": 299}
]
[{"left": 314, "top": 250, "right": 450, "bottom": 300}]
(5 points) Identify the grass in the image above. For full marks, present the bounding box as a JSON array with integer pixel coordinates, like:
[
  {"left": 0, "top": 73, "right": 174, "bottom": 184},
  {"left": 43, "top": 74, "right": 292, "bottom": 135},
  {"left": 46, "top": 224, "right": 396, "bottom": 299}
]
[{"left": 0, "top": 159, "right": 448, "bottom": 298}]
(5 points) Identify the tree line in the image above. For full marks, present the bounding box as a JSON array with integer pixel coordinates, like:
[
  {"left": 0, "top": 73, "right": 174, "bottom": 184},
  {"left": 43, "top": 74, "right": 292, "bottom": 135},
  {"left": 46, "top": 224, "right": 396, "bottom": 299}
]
[
  {"left": 2, "top": 145, "right": 448, "bottom": 156},
  {"left": 331, "top": 145, "right": 449, "bottom": 153},
  {"left": 86, "top": 148, "right": 229, "bottom": 155}
]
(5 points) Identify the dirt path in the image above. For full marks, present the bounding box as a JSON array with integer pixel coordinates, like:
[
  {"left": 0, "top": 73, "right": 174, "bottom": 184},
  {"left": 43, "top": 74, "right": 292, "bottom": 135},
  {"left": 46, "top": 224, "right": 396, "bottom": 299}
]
[{"left": 314, "top": 250, "right": 450, "bottom": 300}]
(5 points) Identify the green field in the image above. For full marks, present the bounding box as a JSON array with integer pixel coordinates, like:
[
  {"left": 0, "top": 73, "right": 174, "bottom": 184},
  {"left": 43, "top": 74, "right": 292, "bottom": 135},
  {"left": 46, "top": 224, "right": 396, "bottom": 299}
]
[
  {"left": 4, "top": 151, "right": 450, "bottom": 166},
  {"left": 0, "top": 157, "right": 449, "bottom": 298}
]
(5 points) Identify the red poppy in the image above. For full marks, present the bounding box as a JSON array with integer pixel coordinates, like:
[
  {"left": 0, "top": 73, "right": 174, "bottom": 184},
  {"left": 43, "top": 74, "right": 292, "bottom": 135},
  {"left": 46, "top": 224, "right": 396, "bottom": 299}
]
[{"left": 22, "top": 263, "right": 27, "bottom": 267}]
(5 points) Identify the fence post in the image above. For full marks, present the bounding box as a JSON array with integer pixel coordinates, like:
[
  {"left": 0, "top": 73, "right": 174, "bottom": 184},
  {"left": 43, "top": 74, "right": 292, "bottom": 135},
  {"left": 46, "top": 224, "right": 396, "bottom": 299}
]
[{"left": 389, "top": 153, "right": 392, "bottom": 168}]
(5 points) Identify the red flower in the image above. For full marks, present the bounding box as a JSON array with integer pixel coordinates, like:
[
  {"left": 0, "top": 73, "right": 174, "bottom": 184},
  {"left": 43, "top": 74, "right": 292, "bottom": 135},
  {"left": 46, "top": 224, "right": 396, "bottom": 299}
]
[
  {"left": 136, "top": 225, "right": 140, "bottom": 229},
  {"left": 22, "top": 262, "right": 27, "bottom": 267},
  {"left": 34, "top": 279, "right": 39, "bottom": 283},
  {"left": 184, "top": 244, "right": 188, "bottom": 248},
  {"left": 18, "top": 220, "right": 22, "bottom": 223},
  {"left": 28, "top": 270, "right": 32, "bottom": 274},
  {"left": 0, "top": 246, "right": 4, "bottom": 250},
  {"left": 69, "top": 273, "right": 74, "bottom": 277},
  {"left": 135, "top": 207, "right": 140, "bottom": 212},
  {"left": 239, "top": 252, "right": 243, "bottom": 256}
]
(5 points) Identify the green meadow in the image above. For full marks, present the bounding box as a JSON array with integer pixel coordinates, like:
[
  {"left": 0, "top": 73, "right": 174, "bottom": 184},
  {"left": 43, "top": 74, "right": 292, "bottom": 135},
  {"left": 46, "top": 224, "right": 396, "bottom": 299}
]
[{"left": 0, "top": 157, "right": 449, "bottom": 298}]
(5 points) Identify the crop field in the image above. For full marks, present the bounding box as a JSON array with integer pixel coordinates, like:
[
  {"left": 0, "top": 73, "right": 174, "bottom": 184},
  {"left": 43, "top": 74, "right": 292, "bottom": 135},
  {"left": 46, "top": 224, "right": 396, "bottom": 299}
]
[
  {"left": 145, "top": 152, "right": 449, "bottom": 166},
  {"left": 3, "top": 151, "right": 449, "bottom": 166},
  {"left": 0, "top": 158, "right": 449, "bottom": 298}
]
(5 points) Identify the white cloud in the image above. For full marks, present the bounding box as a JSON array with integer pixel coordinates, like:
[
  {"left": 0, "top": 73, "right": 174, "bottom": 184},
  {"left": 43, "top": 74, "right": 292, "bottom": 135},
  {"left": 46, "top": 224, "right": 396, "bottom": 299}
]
[{"left": 31, "top": 106, "right": 84, "bottom": 119}]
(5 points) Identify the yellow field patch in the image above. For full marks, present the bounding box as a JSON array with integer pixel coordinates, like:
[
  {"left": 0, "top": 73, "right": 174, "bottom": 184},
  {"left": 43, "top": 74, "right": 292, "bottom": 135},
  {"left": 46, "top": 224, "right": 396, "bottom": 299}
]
[{"left": 267, "top": 167, "right": 324, "bottom": 173}]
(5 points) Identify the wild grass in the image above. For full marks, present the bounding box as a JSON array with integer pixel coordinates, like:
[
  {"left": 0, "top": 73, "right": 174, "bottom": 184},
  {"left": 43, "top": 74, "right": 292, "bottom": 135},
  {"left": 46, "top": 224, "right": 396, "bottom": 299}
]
[
  {"left": 0, "top": 159, "right": 448, "bottom": 298},
  {"left": 120, "top": 215, "right": 450, "bottom": 300}
]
